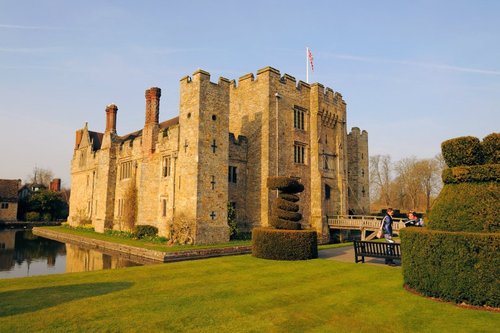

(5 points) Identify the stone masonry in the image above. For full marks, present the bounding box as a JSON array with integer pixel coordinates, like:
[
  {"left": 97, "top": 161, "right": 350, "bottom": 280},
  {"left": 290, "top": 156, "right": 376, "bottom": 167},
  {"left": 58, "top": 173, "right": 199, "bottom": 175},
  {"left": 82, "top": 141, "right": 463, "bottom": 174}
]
[{"left": 68, "top": 67, "right": 369, "bottom": 244}]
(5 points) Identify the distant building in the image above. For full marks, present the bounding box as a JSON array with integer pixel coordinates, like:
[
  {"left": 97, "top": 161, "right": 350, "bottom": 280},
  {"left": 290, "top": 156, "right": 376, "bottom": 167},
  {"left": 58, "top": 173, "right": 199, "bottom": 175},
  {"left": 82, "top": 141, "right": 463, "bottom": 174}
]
[
  {"left": 68, "top": 67, "right": 369, "bottom": 244},
  {"left": 0, "top": 179, "right": 21, "bottom": 222}
]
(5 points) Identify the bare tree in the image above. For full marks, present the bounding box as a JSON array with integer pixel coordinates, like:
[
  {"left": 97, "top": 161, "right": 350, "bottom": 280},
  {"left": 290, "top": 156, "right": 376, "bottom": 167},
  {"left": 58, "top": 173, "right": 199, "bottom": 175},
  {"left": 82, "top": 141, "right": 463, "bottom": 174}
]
[
  {"left": 26, "top": 166, "right": 54, "bottom": 187},
  {"left": 370, "top": 155, "right": 393, "bottom": 208}
]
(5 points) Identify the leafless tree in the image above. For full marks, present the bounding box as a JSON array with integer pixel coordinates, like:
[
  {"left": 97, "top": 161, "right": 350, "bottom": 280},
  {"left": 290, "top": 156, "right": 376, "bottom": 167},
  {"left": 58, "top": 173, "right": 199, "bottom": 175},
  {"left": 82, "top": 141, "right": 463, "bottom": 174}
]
[
  {"left": 370, "top": 155, "right": 393, "bottom": 207},
  {"left": 26, "top": 166, "right": 54, "bottom": 186}
]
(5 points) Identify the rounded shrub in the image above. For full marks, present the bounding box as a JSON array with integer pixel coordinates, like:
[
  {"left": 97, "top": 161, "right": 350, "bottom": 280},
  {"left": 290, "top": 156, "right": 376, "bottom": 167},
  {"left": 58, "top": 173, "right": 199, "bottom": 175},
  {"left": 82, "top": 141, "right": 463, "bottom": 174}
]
[
  {"left": 267, "top": 176, "right": 305, "bottom": 193},
  {"left": 441, "top": 136, "right": 483, "bottom": 167},
  {"left": 278, "top": 193, "right": 300, "bottom": 202},
  {"left": 134, "top": 225, "right": 158, "bottom": 239},
  {"left": 25, "top": 211, "right": 40, "bottom": 221},
  {"left": 272, "top": 207, "right": 302, "bottom": 222},
  {"left": 275, "top": 198, "right": 299, "bottom": 212},
  {"left": 428, "top": 182, "right": 499, "bottom": 233},
  {"left": 270, "top": 216, "right": 302, "bottom": 230},
  {"left": 252, "top": 227, "right": 318, "bottom": 260},
  {"left": 401, "top": 228, "right": 500, "bottom": 307},
  {"left": 482, "top": 132, "right": 500, "bottom": 164}
]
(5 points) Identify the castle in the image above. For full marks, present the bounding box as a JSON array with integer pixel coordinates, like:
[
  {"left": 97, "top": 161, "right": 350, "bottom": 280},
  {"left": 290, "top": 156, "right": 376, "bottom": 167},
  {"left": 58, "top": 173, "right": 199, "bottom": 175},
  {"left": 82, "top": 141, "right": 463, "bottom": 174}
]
[{"left": 68, "top": 67, "right": 369, "bottom": 244}]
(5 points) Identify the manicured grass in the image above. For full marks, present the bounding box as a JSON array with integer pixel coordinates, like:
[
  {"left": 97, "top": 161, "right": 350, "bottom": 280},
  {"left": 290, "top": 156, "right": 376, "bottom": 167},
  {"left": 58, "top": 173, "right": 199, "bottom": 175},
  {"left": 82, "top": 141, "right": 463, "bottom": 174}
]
[
  {"left": 42, "top": 226, "right": 251, "bottom": 252},
  {"left": 0, "top": 255, "right": 497, "bottom": 332}
]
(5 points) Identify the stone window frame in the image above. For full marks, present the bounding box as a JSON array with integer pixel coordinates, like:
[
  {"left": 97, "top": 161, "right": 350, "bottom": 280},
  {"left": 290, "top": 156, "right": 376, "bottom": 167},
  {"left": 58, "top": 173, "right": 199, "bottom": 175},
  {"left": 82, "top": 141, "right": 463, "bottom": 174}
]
[
  {"left": 119, "top": 160, "right": 133, "bottom": 180},
  {"left": 293, "top": 106, "right": 307, "bottom": 131},
  {"left": 293, "top": 142, "right": 307, "bottom": 165},
  {"left": 228, "top": 166, "right": 237, "bottom": 183},
  {"left": 162, "top": 156, "right": 172, "bottom": 178},
  {"left": 0, "top": 202, "right": 8, "bottom": 209}
]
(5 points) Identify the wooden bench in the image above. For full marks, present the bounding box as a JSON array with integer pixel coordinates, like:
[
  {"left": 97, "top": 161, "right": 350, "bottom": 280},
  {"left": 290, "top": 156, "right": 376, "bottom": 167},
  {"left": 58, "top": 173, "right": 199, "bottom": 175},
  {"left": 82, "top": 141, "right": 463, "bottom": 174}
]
[{"left": 353, "top": 240, "right": 401, "bottom": 263}]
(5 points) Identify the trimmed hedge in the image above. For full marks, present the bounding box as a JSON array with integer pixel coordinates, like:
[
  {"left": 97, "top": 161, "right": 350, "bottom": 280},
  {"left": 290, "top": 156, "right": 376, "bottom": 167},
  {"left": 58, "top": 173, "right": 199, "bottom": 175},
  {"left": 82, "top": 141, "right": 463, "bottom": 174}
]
[
  {"left": 441, "top": 136, "right": 483, "bottom": 167},
  {"left": 275, "top": 198, "right": 299, "bottom": 212},
  {"left": 269, "top": 216, "right": 302, "bottom": 230},
  {"left": 442, "top": 164, "right": 500, "bottom": 184},
  {"left": 482, "top": 133, "right": 500, "bottom": 164},
  {"left": 134, "top": 225, "right": 158, "bottom": 239},
  {"left": 278, "top": 193, "right": 300, "bottom": 202},
  {"left": 427, "top": 182, "right": 500, "bottom": 233},
  {"left": 271, "top": 207, "right": 302, "bottom": 222},
  {"left": 267, "top": 176, "right": 305, "bottom": 193},
  {"left": 252, "top": 227, "right": 318, "bottom": 260},
  {"left": 401, "top": 228, "right": 500, "bottom": 307}
]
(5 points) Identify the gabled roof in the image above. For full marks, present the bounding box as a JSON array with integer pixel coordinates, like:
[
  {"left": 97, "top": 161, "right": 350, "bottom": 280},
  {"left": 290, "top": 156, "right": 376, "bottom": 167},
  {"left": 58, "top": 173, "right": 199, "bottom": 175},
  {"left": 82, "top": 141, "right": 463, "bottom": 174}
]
[
  {"left": 88, "top": 131, "right": 103, "bottom": 151},
  {"left": 0, "top": 179, "right": 21, "bottom": 202},
  {"left": 117, "top": 116, "right": 180, "bottom": 144}
]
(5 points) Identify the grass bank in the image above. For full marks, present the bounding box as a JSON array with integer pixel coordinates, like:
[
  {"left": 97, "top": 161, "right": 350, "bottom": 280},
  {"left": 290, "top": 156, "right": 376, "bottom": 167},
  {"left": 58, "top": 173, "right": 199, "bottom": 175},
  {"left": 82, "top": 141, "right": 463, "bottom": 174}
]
[
  {"left": 41, "top": 226, "right": 251, "bottom": 252},
  {"left": 0, "top": 255, "right": 497, "bottom": 332}
]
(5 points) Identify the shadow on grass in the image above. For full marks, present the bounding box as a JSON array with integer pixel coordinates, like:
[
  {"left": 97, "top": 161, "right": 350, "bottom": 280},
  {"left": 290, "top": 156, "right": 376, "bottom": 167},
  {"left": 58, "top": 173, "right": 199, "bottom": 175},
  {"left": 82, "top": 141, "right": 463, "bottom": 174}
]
[{"left": 0, "top": 282, "right": 133, "bottom": 317}]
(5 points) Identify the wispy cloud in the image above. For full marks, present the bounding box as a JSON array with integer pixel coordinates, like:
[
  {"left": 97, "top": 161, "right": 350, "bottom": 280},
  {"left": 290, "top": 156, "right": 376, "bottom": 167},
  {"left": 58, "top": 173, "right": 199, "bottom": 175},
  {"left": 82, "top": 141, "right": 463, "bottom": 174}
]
[
  {"left": 0, "top": 24, "right": 60, "bottom": 30},
  {"left": 324, "top": 52, "right": 500, "bottom": 76}
]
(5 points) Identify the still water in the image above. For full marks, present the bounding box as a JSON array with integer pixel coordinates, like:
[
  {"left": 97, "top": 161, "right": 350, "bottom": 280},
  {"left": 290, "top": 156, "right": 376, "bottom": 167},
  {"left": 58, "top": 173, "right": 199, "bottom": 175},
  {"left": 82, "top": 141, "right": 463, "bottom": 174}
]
[{"left": 0, "top": 229, "right": 144, "bottom": 279}]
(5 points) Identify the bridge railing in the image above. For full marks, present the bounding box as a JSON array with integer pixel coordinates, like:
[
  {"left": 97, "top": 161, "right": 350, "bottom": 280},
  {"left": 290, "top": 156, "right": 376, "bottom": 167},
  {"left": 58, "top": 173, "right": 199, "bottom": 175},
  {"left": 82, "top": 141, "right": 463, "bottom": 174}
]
[{"left": 327, "top": 215, "right": 406, "bottom": 231}]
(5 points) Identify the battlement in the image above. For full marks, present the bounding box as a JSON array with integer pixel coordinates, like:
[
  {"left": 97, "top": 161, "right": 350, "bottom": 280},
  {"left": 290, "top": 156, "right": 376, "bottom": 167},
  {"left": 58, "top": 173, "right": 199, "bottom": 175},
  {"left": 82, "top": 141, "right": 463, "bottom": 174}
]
[
  {"left": 229, "top": 133, "right": 248, "bottom": 145},
  {"left": 311, "top": 83, "right": 345, "bottom": 105},
  {"left": 180, "top": 69, "right": 231, "bottom": 88},
  {"left": 348, "top": 127, "right": 368, "bottom": 139}
]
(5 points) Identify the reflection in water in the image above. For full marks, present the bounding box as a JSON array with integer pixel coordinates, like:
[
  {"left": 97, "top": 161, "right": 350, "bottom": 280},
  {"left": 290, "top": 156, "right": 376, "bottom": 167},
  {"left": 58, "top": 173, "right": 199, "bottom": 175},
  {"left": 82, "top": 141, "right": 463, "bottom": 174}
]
[
  {"left": 0, "top": 229, "right": 144, "bottom": 278},
  {"left": 65, "top": 244, "right": 141, "bottom": 273}
]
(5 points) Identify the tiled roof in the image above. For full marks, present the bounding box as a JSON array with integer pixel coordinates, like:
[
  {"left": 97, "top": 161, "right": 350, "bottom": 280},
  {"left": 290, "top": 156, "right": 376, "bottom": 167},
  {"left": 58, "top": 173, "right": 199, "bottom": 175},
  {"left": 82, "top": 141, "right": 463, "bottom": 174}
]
[
  {"left": 88, "top": 131, "right": 104, "bottom": 151},
  {"left": 118, "top": 116, "right": 180, "bottom": 143},
  {"left": 0, "top": 179, "right": 21, "bottom": 202}
]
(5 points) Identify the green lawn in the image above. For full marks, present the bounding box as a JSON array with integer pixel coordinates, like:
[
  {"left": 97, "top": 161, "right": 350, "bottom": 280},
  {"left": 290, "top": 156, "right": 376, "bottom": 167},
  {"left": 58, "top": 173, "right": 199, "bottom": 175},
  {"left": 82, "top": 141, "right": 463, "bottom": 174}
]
[{"left": 0, "top": 254, "right": 497, "bottom": 332}]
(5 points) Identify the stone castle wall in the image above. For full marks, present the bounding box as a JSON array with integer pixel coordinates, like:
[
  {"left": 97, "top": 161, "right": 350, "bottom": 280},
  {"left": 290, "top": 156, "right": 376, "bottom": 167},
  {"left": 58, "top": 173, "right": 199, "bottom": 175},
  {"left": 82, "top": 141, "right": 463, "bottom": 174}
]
[{"left": 69, "top": 67, "right": 369, "bottom": 244}]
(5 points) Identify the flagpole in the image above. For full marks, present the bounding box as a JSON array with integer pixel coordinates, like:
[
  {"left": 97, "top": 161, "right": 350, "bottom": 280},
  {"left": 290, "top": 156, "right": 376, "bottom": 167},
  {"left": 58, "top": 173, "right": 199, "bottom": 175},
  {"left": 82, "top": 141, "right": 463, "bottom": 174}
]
[{"left": 306, "top": 47, "right": 309, "bottom": 83}]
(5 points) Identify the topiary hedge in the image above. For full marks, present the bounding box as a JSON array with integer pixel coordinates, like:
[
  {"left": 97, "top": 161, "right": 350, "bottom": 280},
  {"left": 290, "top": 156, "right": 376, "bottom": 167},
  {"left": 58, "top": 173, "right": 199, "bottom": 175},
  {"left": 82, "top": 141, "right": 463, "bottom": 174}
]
[
  {"left": 252, "top": 227, "right": 318, "bottom": 260},
  {"left": 482, "top": 133, "right": 500, "bottom": 164},
  {"left": 427, "top": 182, "right": 499, "bottom": 233},
  {"left": 401, "top": 228, "right": 500, "bottom": 307},
  {"left": 441, "top": 136, "right": 483, "bottom": 167},
  {"left": 267, "top": 176, "right": 305, "bottom": 193},
  {"left": 442, "top": 164, "right": 500, "bottom": 184}
]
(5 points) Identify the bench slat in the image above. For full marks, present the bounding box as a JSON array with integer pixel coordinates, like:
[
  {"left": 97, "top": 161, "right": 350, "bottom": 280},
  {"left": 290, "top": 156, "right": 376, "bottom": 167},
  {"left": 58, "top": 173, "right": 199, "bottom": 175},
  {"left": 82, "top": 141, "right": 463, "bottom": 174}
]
[{"left": 353, "top": 240, "right": 401, "bottom": 263}]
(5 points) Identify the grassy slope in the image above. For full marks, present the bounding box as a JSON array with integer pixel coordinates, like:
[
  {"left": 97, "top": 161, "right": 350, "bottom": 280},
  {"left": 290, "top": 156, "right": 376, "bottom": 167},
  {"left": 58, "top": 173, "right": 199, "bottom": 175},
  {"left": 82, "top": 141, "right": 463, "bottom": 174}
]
[
  {"left": 42, "top": 226, "right": 251, "bottom": 252},
  {"left": 0, "top": 255, "right": 497, "bottom": 333}
]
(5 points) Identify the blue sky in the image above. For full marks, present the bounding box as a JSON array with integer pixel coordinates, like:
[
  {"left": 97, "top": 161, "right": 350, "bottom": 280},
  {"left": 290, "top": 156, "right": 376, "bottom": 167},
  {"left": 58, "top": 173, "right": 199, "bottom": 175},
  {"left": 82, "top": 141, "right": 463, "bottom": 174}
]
[{"left": 1, "top": 0, "right": 499, "bottom": 186}]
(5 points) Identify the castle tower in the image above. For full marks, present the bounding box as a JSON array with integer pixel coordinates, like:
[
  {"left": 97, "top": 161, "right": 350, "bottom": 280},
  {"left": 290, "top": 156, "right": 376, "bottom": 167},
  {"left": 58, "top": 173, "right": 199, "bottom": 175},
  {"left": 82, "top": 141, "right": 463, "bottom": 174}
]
[
  {"left": 177, "top": 70, "right": 231, "bottom": 244},
  {"left": 347, "top": 127, "right": 369, "bottom": 214}
]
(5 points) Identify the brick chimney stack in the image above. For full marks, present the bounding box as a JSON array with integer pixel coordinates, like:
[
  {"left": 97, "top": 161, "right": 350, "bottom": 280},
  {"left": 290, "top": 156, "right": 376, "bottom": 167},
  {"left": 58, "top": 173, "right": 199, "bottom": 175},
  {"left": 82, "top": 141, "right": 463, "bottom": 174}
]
[
  {"left": 105, "top": 104, "right": 118, "bottom": 133},
  {"left": 49, "top": 178, "right": 61, "bottom": 192},
  {"left": 145, "top": 87, "right": 161, "bottom": 125},
  {"left": 143, "top": 87, "right": 161, "bottom": 155}
]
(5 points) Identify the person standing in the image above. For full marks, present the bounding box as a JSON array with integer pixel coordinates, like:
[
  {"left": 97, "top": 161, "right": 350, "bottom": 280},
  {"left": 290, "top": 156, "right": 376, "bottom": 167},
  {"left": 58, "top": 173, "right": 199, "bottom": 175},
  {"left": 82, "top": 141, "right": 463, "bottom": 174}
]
[{"left": 382, "top": 208, "right": 395, "bottom": 265}]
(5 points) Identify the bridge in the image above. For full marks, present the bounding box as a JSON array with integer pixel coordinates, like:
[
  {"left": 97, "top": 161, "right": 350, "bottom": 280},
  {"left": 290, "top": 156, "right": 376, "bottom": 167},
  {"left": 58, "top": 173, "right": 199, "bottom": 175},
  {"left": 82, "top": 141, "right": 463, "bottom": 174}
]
[{"left": 327, "top": 215, "right": 406, "bottom": 241}]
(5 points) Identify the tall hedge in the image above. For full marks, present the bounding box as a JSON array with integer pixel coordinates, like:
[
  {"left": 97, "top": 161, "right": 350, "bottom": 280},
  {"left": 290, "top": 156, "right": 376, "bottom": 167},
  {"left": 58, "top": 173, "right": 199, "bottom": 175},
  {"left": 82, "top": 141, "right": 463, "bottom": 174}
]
[
  {"left": 401, "top": 228, "right": 500, "bottom": 307},
  {"left": 427, "top": 182, "right": 499, "bottom": 233},
  {"left": 403, "top": 132, "right": 499, "bottom": 307},
  {"left": 441, "top": 136, "right": 483, "bottom": 167},
  {"left": 482, "top": 132, "right": 500, "bottom": 164}
]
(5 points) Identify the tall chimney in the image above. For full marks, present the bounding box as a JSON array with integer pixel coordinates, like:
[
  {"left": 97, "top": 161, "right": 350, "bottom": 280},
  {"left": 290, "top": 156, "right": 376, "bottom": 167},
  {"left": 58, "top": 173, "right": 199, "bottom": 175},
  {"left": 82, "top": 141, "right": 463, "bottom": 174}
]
[
  {"left": 145, "top": 87, "right": 161, "bottom": 125},
  {"left": 105, "top": 104, "right": 118, "bottom": 133},
  {"left": 143, "top": 87, "right": 161, "bottom": 155},
  {"left": 49, "top": 178, "right": 61, "bottom": 192}
]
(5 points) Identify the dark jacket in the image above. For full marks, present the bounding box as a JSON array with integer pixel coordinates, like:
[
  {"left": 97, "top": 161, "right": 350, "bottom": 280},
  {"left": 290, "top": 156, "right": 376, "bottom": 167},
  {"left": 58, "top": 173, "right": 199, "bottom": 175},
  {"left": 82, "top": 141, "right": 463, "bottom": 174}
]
[{"left": 382, "top": 214, "right": 393, "bottom": 235}]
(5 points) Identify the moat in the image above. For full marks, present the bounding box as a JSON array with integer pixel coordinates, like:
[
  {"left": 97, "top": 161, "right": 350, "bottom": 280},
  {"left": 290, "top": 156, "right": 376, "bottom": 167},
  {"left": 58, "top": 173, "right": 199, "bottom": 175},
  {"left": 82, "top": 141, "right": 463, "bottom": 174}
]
[{"left": 0, "top": 228, "right": 145, "bottom": 279}]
